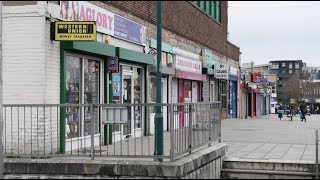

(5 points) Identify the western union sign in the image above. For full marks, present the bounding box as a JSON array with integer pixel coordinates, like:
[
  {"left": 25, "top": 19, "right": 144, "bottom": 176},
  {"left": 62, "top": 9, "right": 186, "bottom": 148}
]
[{"left": 53, "top": 21, "right": 97, "bottom": 41}]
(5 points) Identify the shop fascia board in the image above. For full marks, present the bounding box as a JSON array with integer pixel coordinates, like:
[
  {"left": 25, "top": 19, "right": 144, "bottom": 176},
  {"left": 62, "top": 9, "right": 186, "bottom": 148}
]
[
  {"left": 149, "top": 38, "right": 173, "bottom": 53},
  {"left": 116, "top": 47, "right": 154, "bottom": 65},
  {"left": 60, "top": 41, "right": 116, "bottom": 58}
]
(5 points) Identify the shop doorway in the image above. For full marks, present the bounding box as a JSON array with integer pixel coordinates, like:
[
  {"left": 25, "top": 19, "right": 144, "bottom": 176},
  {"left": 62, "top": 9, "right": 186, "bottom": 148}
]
[{"left": 112, "top": 65, "right": 144, "bottom": 141}]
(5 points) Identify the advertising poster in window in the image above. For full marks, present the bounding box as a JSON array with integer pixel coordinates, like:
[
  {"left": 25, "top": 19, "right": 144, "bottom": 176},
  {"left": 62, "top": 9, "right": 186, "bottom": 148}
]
[{"left": 113, "top": 73, "right": 121, "bottom": 97}]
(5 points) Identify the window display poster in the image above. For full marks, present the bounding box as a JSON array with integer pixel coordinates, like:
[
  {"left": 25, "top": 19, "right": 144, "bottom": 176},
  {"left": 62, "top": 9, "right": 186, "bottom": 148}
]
[{"left": 113, "top": 73, "right": 121, "bottom": 97}]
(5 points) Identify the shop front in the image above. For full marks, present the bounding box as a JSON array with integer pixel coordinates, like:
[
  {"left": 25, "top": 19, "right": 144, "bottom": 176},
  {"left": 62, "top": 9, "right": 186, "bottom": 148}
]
[
  {"left": 148, "top": 39, "right": 175, "bottom": 133},
  {"left": 214, "top": 63, "right": 229, "bottom": 119},
  {"left": 202, "top": 49, "right": 219, "bottom": 102},
  {"left": 60, "top": 41, "right": 154, "bottom": 151},
  {"left": 173, "top": 50, "right": 206, "bottom": 128},
  {"left": 228, "top": 66, "right": 238, "bottom": 118}
]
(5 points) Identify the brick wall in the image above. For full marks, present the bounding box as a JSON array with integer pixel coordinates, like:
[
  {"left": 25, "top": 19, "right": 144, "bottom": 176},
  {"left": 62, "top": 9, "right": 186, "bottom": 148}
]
[{"left": 93, "top": 1, "right": 239, "bottom": 62}]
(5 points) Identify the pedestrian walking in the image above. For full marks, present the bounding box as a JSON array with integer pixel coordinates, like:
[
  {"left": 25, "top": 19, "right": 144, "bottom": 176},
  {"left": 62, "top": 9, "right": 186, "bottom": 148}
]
[{"left": 300, "top": 100, "right": 307, "bottom": 122}]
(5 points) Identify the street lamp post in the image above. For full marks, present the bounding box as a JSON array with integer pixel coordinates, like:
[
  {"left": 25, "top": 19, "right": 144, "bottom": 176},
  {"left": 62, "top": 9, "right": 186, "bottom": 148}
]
[
  {"left": 154, "top": 1, "right": 163, "bottom": 161},
  {"left": 0, "top": 1, "right": 4, "bottom": 178}
]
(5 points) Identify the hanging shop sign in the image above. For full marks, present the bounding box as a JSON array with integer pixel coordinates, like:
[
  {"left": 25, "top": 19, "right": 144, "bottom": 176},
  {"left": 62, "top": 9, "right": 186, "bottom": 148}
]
[
  {"left": 214, "top": 63, "right": 228, "bottom": 80},
  {"left": 229, "top": 66, "right": 238, "bottom": 76},
  {"left": 253, "top": 72, "right": 261, "bottom": 83},
  {"left": 52, "top": 21, "right": 97, "bottom": 41},
  {"left": 108, "top": 56, "right": 119, "bottom": 73},
  {"left": 175, "top": 55, "right": 202, "bottom": 74}
]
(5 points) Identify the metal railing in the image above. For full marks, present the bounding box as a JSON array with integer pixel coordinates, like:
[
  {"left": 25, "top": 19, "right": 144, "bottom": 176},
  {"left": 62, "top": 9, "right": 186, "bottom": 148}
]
[
  {"left": 316, "top": 129, "right": 319, "bottom": 179},
  {"left": 2, "top": 102, "right": 221, "bottom": 161}
]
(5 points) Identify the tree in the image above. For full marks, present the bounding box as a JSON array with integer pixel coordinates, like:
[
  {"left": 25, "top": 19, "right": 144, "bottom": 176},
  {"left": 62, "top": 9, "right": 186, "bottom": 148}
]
[{"left": 281, "top": 74, "right": 306, "bottom": 103}]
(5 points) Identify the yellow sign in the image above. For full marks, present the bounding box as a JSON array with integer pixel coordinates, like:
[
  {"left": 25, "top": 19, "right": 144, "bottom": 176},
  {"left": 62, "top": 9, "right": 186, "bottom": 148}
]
[{"left": 54, "top": 21, "right": 97, "bottom": 41}]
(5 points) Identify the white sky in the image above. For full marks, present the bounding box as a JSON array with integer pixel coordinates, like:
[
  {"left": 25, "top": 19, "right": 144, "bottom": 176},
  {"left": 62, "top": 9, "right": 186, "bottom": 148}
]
[{"left": 228, "top": 1, "right": 320, "bottom": 67}]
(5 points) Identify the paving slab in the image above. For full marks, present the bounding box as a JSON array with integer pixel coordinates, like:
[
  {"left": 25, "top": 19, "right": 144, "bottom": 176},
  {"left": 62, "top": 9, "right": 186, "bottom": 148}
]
[{"left": 222, "top": 114, "right": 320, "bottom": 161}]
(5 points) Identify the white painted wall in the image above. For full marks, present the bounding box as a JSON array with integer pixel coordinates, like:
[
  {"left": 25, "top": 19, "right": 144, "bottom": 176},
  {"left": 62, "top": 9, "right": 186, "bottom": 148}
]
[{"left": 3, "top": 2, "right": 61, "bottom": 154}]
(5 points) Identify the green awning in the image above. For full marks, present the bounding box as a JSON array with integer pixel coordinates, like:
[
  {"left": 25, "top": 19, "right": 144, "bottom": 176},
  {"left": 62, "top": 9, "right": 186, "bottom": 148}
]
[
  {"left": 61, "top": 41, "right": 116, "bottom": 57},
  {"left": 117, "top": 47, "right": 154, "bottom": 65}
]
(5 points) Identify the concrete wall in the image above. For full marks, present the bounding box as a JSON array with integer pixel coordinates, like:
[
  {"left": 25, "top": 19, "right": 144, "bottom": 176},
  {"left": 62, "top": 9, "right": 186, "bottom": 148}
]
[{"left": 4, "top": 143, "right": 228, "bottom": 179}]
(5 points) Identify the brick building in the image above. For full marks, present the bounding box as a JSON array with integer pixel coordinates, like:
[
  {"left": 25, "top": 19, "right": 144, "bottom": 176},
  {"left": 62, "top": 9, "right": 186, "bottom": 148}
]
[{"left": 2, "top": 1, "right": 240, "bottom": 153}]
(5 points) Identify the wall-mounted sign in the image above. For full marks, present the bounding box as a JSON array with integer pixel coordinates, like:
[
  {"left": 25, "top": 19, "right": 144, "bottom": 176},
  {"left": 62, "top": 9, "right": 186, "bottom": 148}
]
[
  {"left": 60, "top": 1, "right": 147, "bottom": 45},
  {"left": 60, "top": 1, "right": 115, "bottom": 36},
  {"left": 175, "top": 55, "right": 202, "bottom": 74},
  {"left": 214, "top": 63, "right": 228, "bottom": 80},
  {"left": 114, "top": 15, "right": 147, "bottom": 46},
  {"left": 108, "top": 56, "right": 119, "bottom": 73},
  {"left": 52, "top": 21, "right": 97, "bottom": 41},
  {"left": 203, "top": 49, "right": 219, "bottom": 69}
]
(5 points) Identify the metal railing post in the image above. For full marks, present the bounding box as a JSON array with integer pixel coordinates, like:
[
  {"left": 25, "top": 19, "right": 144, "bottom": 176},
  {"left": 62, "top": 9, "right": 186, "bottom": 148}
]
[
  {"left": 316, "top": 129, "right": 319, "bottom": 179},
  {"left": 170, "top": 104, "right": 174, "bottom": 161},
  {"left": 90, "top": 104, "right": 95, "bottom": 160},
  {"left": 188, "top": 105, "right": 192, "bottom": 153},
  {"left": 208, "top": 104, "right": 212, "bottom": 147}
]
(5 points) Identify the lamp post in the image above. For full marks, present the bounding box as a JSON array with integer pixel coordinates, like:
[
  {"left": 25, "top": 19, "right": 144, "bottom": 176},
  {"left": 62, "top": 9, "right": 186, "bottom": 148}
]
[
  {"left": 0, "top": 1, "right": 3, "bottom": 178},
  {"left": 154, "top": 0, "right": 163, "bottom": 161}
]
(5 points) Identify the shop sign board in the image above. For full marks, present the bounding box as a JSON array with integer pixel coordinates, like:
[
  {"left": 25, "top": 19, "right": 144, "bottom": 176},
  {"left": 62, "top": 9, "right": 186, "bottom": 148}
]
[
  {"left": 214, "top": 63, "right": 228, "bottom": 80},
  {"left": 175, "top": 55, "right": 202, "bottom": 74},
  {"left": 59, "top": 1, "right": 147, "bottom": 45},
  {"left": 53, "top": 21, "right": 97, "bottom": 41},
  {"left": 114, "top": 15, "right": 147, "bottom": 46},
  {"left": 108, "top": 56, "right": 119, "bottom": 73},
  {"left": 229, "top": 66, "right": 238, "bottom": 76}
]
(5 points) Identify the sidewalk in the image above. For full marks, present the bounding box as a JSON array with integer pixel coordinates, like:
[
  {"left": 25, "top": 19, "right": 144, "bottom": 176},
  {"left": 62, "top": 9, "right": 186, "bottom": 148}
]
[{"left": 222, "top": 114, "right": 319, "bottom": 161}]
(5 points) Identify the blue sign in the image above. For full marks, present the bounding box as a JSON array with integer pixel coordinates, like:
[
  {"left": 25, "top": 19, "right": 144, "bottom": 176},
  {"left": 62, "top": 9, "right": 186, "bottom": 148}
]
[
  {"left": 112, "top": 73, "right": 121, "bottom": 97},
  {"left": 114, "top": 15, "right": 147, "bottom": 45}
]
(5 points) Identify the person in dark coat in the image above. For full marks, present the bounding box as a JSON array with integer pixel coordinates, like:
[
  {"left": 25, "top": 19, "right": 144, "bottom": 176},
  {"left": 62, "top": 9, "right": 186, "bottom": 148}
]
[{"left": 300, "top": 100, "right": 307, "bottom": 122}]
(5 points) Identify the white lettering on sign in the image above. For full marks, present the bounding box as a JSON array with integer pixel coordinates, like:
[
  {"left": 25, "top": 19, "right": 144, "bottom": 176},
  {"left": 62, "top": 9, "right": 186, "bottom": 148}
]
[
  {"left": 214, "top": 63, "right": 228, "bottom": 80},
  {"left": 175, "top": 55, "right": 202, "bottom": 74}
]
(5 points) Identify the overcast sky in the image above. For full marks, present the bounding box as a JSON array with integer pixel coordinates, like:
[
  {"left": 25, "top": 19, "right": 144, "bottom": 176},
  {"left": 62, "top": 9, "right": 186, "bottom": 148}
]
[{"left": 228, "top": 1, "right": 320, "bottom": 67}]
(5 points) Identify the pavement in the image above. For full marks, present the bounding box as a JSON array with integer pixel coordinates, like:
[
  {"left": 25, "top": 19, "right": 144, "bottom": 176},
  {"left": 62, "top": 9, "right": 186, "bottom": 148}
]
[{"left": 222, "top": 113, "right": 320, "bottom": 161}]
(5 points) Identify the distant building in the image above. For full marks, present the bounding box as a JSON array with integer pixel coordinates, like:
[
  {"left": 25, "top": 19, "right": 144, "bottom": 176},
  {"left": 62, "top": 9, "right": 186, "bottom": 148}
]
[{"left": 268, "top": 60, "right": 304, "bottom": 103}]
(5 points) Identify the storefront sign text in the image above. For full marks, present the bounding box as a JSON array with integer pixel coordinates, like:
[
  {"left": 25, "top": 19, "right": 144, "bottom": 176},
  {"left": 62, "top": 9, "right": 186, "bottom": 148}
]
[
  {"left": 60, "top": 1, "right": 147, "bottom": 45},
  {"left": 60, "top": 1, "right": 115, "bottom": 36},
  {"left": 53, "top": 21, "right": 96, "bottom": 41},
  {"left": 175, "top": 56, "right": 202, "bottom": 74},
  {"left": 214, "top": 63, "right": 228, "bottom": 79}
]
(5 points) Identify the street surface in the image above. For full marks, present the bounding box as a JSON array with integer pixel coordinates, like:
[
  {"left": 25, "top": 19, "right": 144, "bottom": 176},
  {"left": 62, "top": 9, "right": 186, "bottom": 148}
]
[{"left": 222, "top": 114, "right": 319, "bottom": 161}]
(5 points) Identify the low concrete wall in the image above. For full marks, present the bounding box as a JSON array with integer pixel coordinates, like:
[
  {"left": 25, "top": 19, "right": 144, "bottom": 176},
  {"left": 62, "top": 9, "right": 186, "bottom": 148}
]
[
  {"left": 4, "top": 143, "right": 227, "bottom": 179},
  {"left": 222, "top": 158, "right": 316, "bottom": 179}
]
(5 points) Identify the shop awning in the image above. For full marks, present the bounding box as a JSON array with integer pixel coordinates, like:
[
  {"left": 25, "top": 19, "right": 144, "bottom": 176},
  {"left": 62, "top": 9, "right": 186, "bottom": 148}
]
[
  {"left": 61, "top": 41, "right": 116, "bottom": 57},
  {"left": 175, "top": 70, "right": 207, "bottom": 81},
  {"left": 117, "top": 47, "right": 154, "bottom": 65}
]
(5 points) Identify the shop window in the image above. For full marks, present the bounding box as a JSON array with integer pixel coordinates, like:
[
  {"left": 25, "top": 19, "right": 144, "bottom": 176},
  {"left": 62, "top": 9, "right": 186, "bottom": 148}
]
[
  {"left": 193, "top": 1, "right": 221, "bottom": 22},
  {"left": 65, "top": 55, "right": 101, "bottom": 139},
  {"left": 184, "top": 80, "right": 192, "bottom": 103},
  {"left": 221, "top": 80, "right": 227, "bottom": 108}
]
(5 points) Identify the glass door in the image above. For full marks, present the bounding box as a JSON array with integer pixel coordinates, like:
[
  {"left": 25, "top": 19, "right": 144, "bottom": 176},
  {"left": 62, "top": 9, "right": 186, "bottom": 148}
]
[{"left": 122, "top": 71, "right": 134, "bottom": 137}]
